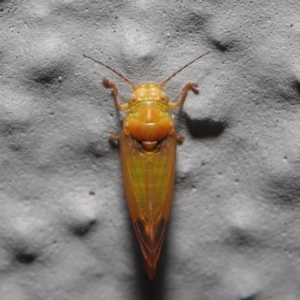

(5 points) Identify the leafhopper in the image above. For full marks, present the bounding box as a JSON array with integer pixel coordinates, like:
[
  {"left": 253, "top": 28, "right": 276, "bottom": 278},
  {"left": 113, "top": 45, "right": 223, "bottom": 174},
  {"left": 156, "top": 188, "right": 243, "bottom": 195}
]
[{"left": 83, "top": 52, "right": 209, "bottom": 279}]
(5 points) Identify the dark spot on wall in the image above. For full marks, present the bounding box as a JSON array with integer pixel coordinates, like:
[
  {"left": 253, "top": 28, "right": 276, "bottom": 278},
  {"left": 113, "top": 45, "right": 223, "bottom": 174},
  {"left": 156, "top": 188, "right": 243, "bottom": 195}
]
[
  {"left": 85, "top": 141, "right": 106, "bottom": 158},
  {"left": 29, "top": 62, "right": 68, "bottom": 86},
  {"left": 16, "top": 251, "right": 37, "bottom": 264},
  {"left": 224, "top": 227, "right": 259, "bottom": 248},
  {"left": 71, "top": 219, "right": 97, "bottom": 237},
  {"left": 211, "top": 39, "right": 234, "bottom": 52},
  {"left": 291, "top": 80, "right": 300, "bottom": 97}
]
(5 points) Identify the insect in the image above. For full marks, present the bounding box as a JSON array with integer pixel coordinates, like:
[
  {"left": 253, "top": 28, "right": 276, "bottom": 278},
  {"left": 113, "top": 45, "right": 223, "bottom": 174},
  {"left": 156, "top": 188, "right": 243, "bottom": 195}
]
[{"left": 83, "top": 52, "right": 209, "bottom": 279}]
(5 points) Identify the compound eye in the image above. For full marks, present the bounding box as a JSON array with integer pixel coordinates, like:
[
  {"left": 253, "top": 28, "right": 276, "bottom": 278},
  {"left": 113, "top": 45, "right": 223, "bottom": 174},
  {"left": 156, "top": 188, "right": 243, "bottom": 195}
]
[
  {"left": 161, "top": 91, "right": 169, "bottom": 103},
  {"left": 128, "top": 94, "right": 136, "bottom": 104}
]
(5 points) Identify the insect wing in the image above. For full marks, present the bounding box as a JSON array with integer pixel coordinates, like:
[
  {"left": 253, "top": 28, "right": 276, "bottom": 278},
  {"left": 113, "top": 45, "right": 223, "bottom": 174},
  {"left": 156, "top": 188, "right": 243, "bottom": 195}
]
[{"left": 119, "top": 131, "right": 177, "bottom": 279}]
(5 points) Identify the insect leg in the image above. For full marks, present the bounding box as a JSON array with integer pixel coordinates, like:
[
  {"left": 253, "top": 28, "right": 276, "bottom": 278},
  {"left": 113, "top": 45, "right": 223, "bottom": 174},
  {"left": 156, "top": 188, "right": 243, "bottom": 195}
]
[
  {"left": 176, "top": 135, "right": 184, "bottom": 143},
  {"left": 109, "top": 134, "right": 120, "bottom": 146},
  {"left": 103, "top": 78, "right": 129, "bottom": 111},
  {"left": 109, "top": 134, "right": 120, "bottom": 141},
  {"left": 168, "top": 82, "right": 198, "bottom": 109}
]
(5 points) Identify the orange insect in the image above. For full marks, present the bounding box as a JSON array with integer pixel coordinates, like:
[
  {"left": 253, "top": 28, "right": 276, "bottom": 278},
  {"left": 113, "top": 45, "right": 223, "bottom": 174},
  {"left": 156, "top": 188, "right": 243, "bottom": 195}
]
[{"left": 83, "top": 52, "right": 209, "bottom": 279}]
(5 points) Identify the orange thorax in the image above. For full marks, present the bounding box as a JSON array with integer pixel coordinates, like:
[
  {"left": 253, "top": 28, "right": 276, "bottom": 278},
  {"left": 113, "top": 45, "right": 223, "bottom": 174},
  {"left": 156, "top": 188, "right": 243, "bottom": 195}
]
[{"left": 124, "top": 83, "right": 174, "bottom": 142}]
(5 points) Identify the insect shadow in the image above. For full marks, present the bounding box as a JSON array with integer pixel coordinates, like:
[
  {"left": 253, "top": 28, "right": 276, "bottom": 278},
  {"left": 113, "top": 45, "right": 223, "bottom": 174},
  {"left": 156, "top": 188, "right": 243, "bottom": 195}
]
[{"left": 185, "top": 116, "right": 226, "bottom": 139}]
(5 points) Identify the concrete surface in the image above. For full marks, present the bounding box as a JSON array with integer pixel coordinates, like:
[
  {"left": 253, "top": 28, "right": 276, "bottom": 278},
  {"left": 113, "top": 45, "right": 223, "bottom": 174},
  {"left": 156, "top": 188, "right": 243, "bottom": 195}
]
[{"left": 1, "top": 0, "right": 300, "bottom": 299}]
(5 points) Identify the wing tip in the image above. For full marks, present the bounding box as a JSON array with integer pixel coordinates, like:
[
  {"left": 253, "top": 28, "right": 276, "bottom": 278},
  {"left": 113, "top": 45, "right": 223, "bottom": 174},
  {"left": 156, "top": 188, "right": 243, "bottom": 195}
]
[
  {"left": 146, "top": 262, "right": 157, "bottom": 280},
  {"left": 135, "top": 219, "right": 168, "bottom": 280}
]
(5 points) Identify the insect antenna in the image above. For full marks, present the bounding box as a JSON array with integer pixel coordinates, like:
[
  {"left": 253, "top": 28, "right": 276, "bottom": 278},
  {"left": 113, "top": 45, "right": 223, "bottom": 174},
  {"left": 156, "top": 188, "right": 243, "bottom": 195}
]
[
  {"left": 159, "top": 51, "right": 209, "bottom": 88},
  {"left": 83, "top": 54, "right": 136, "bottom": 89}
]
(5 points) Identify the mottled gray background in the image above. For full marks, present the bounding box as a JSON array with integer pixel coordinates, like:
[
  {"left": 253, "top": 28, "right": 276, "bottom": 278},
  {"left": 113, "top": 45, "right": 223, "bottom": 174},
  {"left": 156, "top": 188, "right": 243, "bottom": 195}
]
[{"left": 1, "top": 1, "right": 300, "bottom": 299}]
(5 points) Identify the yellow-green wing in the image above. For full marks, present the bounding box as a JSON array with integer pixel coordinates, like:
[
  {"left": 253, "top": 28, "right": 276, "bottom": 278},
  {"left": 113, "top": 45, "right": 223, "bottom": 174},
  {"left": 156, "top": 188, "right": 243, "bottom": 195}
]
[{"left": 119, "top": 131, "right": 177, "bottom": 279}]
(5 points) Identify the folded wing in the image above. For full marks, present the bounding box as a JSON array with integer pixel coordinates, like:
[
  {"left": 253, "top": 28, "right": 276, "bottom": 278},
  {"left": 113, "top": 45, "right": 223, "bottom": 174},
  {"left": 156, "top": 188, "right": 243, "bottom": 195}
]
[{"left": 120, "top": 131, "right": 177, "bottom": 279}]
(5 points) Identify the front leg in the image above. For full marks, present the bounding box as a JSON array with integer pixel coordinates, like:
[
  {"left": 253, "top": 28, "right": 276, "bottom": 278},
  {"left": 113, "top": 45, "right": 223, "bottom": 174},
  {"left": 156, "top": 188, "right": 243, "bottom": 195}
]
[
  {"left": 103, "top": 78, "right": 129, "bottom": 111},
  {"left": 168, "top": 82, "right": 198, "bottom": 109}
]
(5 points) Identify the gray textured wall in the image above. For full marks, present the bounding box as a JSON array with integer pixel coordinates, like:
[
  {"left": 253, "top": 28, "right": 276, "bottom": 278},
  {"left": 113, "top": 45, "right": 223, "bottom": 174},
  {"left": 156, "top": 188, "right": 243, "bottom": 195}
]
[{"left": 1, "top": 1, "right": 300, "bottom": 299}]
